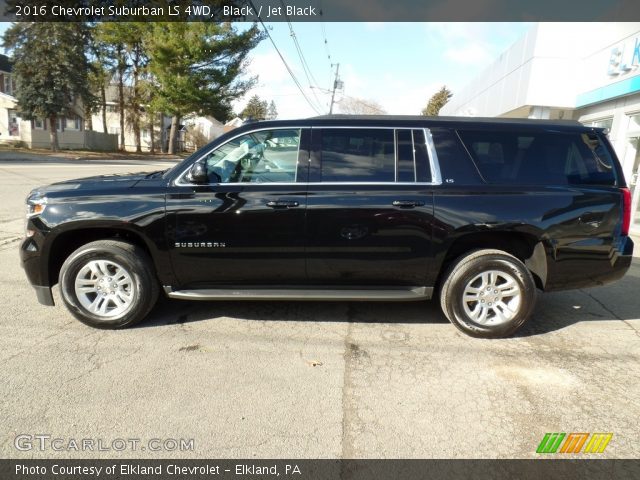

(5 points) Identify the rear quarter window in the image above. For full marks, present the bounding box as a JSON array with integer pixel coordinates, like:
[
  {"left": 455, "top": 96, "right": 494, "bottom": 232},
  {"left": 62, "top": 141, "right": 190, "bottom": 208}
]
[{"left": 457, "top": 129, "right": 618, "bottom": 186}]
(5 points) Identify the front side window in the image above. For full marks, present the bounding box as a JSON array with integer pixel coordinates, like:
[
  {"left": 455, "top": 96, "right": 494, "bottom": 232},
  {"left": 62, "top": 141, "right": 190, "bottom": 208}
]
[
  {"left": 202, "top": 129, "right": 300, "bottom": 184},
  {"left": 320, "top": 128, "right": 395, "bottom": 182}
]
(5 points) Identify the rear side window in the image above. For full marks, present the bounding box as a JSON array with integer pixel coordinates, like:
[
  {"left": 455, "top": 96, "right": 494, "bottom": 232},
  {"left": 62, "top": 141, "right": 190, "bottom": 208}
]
[
  {"left": 320, "top": 129, "right": 395, "bottom": 182},
  {"left": 396, "top": 130, "right": 415, "bottom": 182},
  {"left": 458, "top": 130, "right": 617, "bottom": 186},
  {"left": 412, "top": 129, "right": 432, "bottom": 183},
  {"left": 319, "top": 128, "right": 433, "bottom": 183}
]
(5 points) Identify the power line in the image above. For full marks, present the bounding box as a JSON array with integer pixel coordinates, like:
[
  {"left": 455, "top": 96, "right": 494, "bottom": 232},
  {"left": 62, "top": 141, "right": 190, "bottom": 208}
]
[
  {"left": 318, "top": 0, "right": 332, "bottom": 66},
  {"left": 318, "top": 0, "right": 334, "bottom": 91},
  {"left": 287, "top": 22, "right": 322, "bottom": 90},
  {"left": 248, "top": 0, "right": 322, "bottom": 116},
  {"left": 281, "top": 5, "right": 325, "bottom": 113}
]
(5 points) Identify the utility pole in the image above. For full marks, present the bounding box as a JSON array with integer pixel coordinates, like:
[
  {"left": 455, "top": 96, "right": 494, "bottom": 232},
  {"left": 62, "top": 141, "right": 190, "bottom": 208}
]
[{"left": 329, "top": 63, "right": 340, "bottom": 114}]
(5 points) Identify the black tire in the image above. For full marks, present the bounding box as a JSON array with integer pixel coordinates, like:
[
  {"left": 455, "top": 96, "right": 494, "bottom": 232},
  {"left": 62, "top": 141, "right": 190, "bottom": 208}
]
[
  {"left": 439, "top": 249, "right": 537, "bottom": 338},
  {"left": 59, "top": 240, "right": 159, "bottom": 329}
]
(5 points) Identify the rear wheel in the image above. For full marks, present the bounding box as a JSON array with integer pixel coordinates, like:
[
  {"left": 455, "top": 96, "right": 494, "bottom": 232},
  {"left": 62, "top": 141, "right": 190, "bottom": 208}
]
[
  {"left": 59, "top": 240, "right": 159, "bottom": 329},
  {"left": 439, "top": 249, "right": 537, "bottom": 338}
]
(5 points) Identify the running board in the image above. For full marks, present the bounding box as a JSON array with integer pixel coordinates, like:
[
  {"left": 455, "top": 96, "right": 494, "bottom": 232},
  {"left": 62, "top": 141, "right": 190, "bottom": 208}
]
[{"left": 164, "top": 286, "right": 433, "bottom": 301}]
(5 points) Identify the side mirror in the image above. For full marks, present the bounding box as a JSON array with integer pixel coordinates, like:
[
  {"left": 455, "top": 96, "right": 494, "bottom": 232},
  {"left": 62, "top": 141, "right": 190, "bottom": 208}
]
[{"left": 187, "top": 162, "right": 208, "bottom": 184}]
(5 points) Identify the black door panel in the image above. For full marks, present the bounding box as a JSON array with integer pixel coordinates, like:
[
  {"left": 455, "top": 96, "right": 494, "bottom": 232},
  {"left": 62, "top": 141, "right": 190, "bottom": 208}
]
[
  {"left": 167, "top": 128, "right": 310, "bottom": 288},
  {"left": 167, "top": 186, "right": 307, "bottom": 286},
  {"left": 305, "top": 185, "right": 435, "bottom": 285}
]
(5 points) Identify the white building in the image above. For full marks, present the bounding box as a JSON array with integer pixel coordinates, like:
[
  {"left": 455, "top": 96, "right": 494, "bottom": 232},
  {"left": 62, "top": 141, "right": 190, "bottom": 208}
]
[{"left": 441, "top": 23, "right": 640, "bottom": 234}]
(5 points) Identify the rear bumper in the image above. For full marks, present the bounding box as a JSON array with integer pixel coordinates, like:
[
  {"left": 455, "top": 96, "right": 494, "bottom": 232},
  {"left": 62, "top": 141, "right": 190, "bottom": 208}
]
[{"left": 545, "top": 236, "right": 634, "bottom": 291}]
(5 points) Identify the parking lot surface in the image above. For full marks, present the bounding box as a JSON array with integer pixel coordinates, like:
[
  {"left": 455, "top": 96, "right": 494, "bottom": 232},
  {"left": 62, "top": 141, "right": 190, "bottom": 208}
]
[{"left": 1, "top": 157, "right": 639, "bottom": 458}]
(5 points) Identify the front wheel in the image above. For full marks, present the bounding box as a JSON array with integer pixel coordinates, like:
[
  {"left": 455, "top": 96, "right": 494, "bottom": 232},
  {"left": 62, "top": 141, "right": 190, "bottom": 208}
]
[
  {"left": 59, "top": 240, "right": 159, "bottom": 329},
  {"left": 439, "top": 249, "right": 537, "bottom": 338}
]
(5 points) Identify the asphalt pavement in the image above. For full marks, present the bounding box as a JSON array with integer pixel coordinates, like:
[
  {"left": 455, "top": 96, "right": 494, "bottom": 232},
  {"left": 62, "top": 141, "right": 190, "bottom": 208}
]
[{"left": 1, "top": 154, "right": 639, "bottom": 459}]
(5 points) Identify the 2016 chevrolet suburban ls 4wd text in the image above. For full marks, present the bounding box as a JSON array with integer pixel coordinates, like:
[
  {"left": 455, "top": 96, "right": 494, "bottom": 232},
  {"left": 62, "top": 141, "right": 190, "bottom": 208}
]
[{"left": 20, "top": 115, "right": 634, "bottom": 338}]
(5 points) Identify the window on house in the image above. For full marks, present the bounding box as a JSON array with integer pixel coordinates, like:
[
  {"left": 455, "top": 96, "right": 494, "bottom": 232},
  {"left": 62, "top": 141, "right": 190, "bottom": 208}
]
[
  {"left": 8, "top": 109, "right": 19, "bottom": 136},
  {"left": 588, "top": 118, "right": 613, "bottom": 130},
  {"left": 34, "top": 119, "right": 44, "bottom": 129},
  {"left": 64, "top": 116, "right": 82, "bottom": 131},
  {"left": 4, "top": 74, "right": 12, "bottom": 96}
]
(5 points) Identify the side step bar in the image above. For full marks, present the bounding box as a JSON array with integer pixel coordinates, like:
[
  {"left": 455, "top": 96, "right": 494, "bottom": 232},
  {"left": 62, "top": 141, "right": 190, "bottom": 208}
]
[{"left": 164, "top": 286, "right": 433, "bottom": 301}]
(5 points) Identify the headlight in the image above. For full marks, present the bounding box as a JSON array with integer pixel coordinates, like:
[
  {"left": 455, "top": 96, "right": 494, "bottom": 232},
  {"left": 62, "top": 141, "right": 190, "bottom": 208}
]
[{"left": 26, "top": 197, "right": 47, "bottom": 218}]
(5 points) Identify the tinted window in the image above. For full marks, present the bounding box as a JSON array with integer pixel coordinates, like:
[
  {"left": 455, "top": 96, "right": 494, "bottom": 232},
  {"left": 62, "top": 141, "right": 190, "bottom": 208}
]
[
  {"left": 203, "top": 129, "right": 300, "bottom": 183},
  {"left": 458, "top": 130, "right": 617, "bottom": 186},
  {"left": 396, "top": 129, "right": 414, "bottom": 182},
  {"left": 412, "top": 129, "right": 432, "bottom": 183},
  {"left": 430, "top": 127, "right": 482, "bottom": 184},
  {"left": 321, "top": 129, "right": 395, "bottom": 182}
]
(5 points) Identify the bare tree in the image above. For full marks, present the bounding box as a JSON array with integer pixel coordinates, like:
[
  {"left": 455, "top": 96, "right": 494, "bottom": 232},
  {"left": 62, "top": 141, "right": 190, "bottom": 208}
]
[{"left": 337, "top": 96, "right": 386, "bottom": 115}]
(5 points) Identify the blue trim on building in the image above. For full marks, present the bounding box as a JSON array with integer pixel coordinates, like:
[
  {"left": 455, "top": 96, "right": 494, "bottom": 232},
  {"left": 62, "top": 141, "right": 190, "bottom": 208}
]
[{"left": 576, "top": 75, "right": 640, "bottom": 107}]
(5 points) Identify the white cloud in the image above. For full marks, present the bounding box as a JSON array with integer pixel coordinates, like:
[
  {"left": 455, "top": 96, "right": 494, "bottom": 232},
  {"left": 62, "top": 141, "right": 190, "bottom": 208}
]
[
  {"left": 246, "top": 51, "right": 291, "bottom": 85},
  {"left": 424, "top": 22, "right": 531, "bottom": 68},
  {"left": 233, "top": 22, "right": 531, "bottom": 120},
  {"left": 234, "top": 49, "right": 324, "bottom": 119}
]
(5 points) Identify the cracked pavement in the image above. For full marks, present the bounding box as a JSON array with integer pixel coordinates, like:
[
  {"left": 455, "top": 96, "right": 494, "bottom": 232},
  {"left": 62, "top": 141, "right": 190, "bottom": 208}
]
[{"left": 1, "top": 156, "right": 639, "bottom": 459}]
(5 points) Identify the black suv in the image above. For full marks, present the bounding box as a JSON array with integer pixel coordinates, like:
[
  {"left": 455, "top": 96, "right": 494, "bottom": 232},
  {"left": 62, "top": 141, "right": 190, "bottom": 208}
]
[{"left": 20, "top": 115, "right": 634, "bottom": 338}]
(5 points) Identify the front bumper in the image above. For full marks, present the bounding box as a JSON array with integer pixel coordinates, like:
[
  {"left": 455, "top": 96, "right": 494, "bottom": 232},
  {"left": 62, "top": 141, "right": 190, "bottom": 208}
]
[{"left": 20, "top": 232, "right": 54, "bottom": 306}]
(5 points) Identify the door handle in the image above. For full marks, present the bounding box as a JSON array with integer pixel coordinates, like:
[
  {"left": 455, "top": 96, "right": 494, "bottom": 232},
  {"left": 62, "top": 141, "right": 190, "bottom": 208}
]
[
  {"left": 266, "top": 200, "right": 300, "bottom": 209},
  {"left": 392, "top": 200, "right": 424, "bottom": 208}
]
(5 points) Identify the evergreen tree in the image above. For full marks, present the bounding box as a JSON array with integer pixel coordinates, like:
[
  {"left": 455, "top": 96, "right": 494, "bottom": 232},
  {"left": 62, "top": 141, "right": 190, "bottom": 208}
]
[
  {"left": 2, "top": 23, "right": 94, "bottom": 151},
  {"left": 266, "top": 100, "right": 278, "bottom": 120},
  {"left": 95, "top": 23, "right": 151, "bottom": 151},
  {"left": 421, "top": 86, "right": 452, "bottom": 116},
  {"left": 146, "top": 22, "right": 263, "bottom": 154},
  {"left": 86, "top": 25, "right": 111, "bottom": 135},
  {"left": 241, "top": 95, "right": 268, "bottom": 120}
]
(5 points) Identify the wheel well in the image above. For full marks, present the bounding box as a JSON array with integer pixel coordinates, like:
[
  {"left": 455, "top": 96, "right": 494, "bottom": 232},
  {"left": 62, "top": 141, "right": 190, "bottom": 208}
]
[
  {"left": 47, "top": 228, "right": 151, "bottom": 286},
  {"left": 437, "top": 231, "right": 544, "bottom": 290}
]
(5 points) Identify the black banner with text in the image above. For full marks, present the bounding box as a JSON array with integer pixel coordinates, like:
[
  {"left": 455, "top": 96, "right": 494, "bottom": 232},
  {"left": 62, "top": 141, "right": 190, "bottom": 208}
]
[
  {"left": 1, "top": 0, "right": 640, "bottom": 22},
  {"left": 2, "top": 459, "right": 640, "bottom": 480}
]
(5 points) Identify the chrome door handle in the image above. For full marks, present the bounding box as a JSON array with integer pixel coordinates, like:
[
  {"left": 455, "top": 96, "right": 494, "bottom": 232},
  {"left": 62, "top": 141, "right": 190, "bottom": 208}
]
[
  {"left": 266, "top": 200, "right": 300, "bottom": 209},
  {"left": 392, "top": 200, "right": 424, "bottom": 208}
]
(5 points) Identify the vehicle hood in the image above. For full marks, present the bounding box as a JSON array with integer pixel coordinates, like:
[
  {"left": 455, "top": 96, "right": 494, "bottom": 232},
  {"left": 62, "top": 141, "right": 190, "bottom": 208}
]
[{"left": 30, "top": 171, "right": 157, "bottom": 195}]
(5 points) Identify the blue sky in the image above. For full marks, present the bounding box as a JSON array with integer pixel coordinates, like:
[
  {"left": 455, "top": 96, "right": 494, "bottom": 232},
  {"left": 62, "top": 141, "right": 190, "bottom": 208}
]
[
  {"left": 0, "top": 22, "right": 532, "bottom": 119},
  {"left": 243, "top": 22, "right": 532, "bottom": 118}
]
